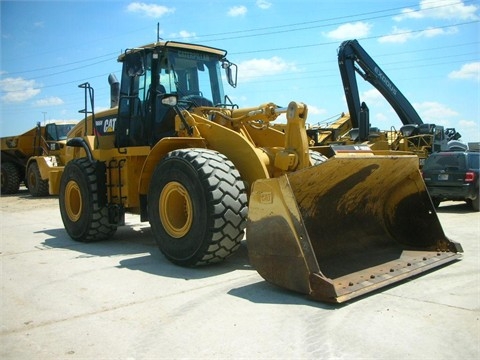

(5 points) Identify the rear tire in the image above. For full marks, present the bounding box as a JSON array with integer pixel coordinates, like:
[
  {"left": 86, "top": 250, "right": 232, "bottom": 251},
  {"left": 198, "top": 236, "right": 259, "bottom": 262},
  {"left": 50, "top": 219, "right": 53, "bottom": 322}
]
[
  {"left": 59, "top": 158, "right": 116, "bottom": 242},
  {"left": 148, "top": 148, "right": 248, "bottom": 266},
  {"left": 27, "top": 162, "right": 49, "bottom": 197},
  {"left": 1, "top": 162, "right": 21, "bottom": 194},
  {"left": 469, "top": 193, "right": 479, "bottom": 212}
]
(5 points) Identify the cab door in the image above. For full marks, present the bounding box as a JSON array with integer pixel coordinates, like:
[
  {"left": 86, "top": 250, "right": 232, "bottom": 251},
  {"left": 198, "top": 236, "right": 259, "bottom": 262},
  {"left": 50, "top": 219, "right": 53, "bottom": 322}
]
[{"left": 116, "top": 52, "right": 152, "bottom": 147}]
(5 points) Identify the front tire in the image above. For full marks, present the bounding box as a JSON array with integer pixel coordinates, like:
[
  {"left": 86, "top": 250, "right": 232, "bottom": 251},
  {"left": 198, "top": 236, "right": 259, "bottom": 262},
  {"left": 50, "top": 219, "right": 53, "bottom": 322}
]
[
  {"left": 148, "top": 148, "right": 248, "bottom": 266},
  {"left": 59, "top": 158, "right": 116, "bottom": 242},
  {"left": 27, "top": 162, "right": 49, "bottom": 197}
]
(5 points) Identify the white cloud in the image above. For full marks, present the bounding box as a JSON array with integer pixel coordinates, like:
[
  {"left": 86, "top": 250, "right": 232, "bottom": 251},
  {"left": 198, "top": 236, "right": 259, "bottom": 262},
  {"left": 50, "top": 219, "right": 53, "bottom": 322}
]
[
  {"left": 456, "top": 119, "right": 479, "bottom": 143},
  {"left": 239, "top": 57, "right": 297, "bottom": 81},
  {"left": 449, "top": 62, "right": 480, "bottom": 81},
  {"left": 413, "top": 101, "right": 458, "bottom": 125},
  {"left": 0, "top": 77, "right": 41, "bottom": 103},
  {"left": 34, "top": 97, "right": 64, "bottom": 107},
  {"left": 459, "top": 119, "right": 478, "bottom": 130},
  {"left": 126, "top": 2, "right": 175, "bottom": 18},
  {"left": 170, "top": 30, "right": 196, "bottom": 39},
  {"left": 324, "top": 22, "right": 372, "bottom": 40},
  {"left": 393, "top": 8, "right": 423, "bottom": 21},
  {"left": 361, "top": 88, "right": 383, "bottom": 105},
  {"left": 374, "top": 112, "right": 389, "bottom": 122},
  {"left": 394, "top": 0, "right": 479, "bottom": 21},
  {"left": 256, "top": 0, "right": 272, "bottom": 10},
  {"left": 306, "top": 104, "right": 327, "bottom": 116},
  {"left": 422, "top": 26, "right": 458, "bottom": 37},
  {"left": 378, "top": 26, "right": 458, "bottom": 43},
  {"left": 228, "top": 5, "right": 247, "bottom": 17},
  {"left": 378, "top": 27, "right": 412, "bottom": 43}
]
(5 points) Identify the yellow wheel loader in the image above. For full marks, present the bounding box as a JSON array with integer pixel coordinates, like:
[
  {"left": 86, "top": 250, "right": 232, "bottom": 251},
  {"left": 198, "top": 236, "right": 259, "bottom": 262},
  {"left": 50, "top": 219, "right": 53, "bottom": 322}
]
[{"left": 55, "top": 40, "right": 461, "bottom": 303}]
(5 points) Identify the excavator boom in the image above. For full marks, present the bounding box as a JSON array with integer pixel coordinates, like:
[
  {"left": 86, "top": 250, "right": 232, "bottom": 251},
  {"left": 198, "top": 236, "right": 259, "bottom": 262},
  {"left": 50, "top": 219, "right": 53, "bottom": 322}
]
[
  {"left": 337, "top": 39, "right": 461, "bottom": 151},
  {"left": 338, "top": 39, "right": 424, "bottom": 129}
]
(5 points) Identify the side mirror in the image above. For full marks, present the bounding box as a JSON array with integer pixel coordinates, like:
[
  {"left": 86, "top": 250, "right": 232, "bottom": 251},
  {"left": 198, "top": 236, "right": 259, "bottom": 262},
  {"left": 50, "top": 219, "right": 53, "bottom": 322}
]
[
  {"left": 161, "top": 94, "right": 178, "bottom": 107},
  {"left": 126, "top": 52, "right": 145, "bottom": 77},
  {"left": 222, "top": 60, "right": 238, "bottom": 88},
  {"left": 160, "top": 94, "right": 193, "bottom": 136}
]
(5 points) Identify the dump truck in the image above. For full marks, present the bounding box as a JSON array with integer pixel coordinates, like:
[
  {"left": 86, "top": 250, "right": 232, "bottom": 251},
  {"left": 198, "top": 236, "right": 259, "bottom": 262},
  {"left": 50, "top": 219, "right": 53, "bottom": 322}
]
[
  {"left": 334, "top": 39, "right": 463, "bottom": 165},
  {"left": 51, "top": 40, "right": 461, "bottom": 303},
  {"left": 1, "top": 121, "right": 76, "bottom": 195}
]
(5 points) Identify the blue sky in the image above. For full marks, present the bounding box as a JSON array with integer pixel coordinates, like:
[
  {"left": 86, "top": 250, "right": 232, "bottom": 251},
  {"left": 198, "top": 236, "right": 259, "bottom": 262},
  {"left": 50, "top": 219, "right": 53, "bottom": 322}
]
[{"left": 1, "top": 0, "right": 479, "bottom": 143}]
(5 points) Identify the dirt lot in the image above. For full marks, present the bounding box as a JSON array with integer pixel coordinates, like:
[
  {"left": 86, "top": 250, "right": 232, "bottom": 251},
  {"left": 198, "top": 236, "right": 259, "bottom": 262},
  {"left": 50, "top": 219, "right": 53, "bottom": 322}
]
[{"left": 1, "top": 188, "right": 479, "bottom": 359}]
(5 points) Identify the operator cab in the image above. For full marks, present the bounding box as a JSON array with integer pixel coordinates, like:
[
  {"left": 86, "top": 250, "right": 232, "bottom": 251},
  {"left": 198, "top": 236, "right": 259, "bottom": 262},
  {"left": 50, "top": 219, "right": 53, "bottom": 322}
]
[
  {"left": 115, "top": 42, "right": 237, "bottom": 148},
  {"left": 44, "top": 122, "right": 77, "bottom": 151}
]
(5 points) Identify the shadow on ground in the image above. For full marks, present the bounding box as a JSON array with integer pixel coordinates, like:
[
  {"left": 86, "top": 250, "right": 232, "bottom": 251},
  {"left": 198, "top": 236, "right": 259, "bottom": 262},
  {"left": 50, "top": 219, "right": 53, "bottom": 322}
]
[{"left": 37, "top": 220, "right": 253, "bottom": 282}]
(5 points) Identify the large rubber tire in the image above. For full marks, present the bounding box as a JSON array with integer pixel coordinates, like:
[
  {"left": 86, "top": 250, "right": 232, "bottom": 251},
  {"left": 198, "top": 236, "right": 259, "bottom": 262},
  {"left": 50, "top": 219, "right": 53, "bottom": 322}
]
[
  {"left": 148, "top": 148, "right": 248, "bottom": 266},
  {"left": 1, "top": 162, "right": 21, "bottom": 194},
  {"left": 59, "top": 158, "right": 117, "bottom": 242},
  {"left": 27, "top": 162, "right": 49, "bottom": 197}
]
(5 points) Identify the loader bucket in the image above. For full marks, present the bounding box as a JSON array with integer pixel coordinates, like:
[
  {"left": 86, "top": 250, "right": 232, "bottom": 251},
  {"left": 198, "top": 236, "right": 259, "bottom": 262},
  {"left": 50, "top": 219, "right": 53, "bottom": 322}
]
[{"left": 247, "top": 154, "right": 462, "bottom": 303}]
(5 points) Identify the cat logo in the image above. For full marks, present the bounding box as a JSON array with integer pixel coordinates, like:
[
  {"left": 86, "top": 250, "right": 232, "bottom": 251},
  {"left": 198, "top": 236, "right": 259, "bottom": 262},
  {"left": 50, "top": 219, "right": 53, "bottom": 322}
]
[
  {"left": 103, "top": 118, "right": 117, "bottom": 133},
  {"left": 95, "top": 116, "right": 117, "bottom": 136}
]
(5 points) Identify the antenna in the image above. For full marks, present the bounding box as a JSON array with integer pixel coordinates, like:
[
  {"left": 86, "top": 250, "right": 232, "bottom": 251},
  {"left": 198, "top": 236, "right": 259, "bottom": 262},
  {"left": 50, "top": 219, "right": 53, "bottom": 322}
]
[{"left": 157, "top": 22, "right": 161, "bottom": 42}]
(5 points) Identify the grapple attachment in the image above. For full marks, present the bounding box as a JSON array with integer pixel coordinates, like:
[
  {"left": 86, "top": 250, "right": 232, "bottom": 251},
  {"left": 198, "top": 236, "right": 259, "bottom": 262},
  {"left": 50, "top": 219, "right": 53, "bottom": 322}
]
[{"left": 247, "top": 154, "right": 462, "bottom": 303}]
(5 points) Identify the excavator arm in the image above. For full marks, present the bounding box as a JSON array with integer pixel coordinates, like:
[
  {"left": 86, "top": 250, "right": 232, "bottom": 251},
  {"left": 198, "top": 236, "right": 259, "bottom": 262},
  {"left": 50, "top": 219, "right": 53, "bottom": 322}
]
[{"left": 338, "top": 39, "right": 424, "bottom": 141}]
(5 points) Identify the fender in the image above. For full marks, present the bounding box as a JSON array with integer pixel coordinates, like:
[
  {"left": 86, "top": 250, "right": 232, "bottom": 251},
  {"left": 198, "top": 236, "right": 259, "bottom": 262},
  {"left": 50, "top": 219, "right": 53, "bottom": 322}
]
[
  {"left": 138, "top": 137, "right": 206, "bottom": 221},
  {"left": 139, "top": 117, "right": 271, "bottom": 197},
  {"left": 138, "top": 137, "right": 207, "bottom": 197},
  {"left": 67, "top": 137, "right": 94, "bottom": 163},
  {"left": 27, "top": 156, "right": 63, "bottom": 195}
]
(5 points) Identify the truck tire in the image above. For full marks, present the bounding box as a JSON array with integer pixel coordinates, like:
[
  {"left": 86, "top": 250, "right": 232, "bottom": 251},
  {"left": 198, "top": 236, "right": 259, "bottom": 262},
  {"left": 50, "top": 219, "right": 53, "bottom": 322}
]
[
  {"left": 59, "top": 158, "right": 116, "bottom": 242},
  {"left": 27, "top": 162, "right": 49, "bottom": 197},
  {"left": 468, "top": 192, "right": 479, "bottom": 212},
  {"left": 1, "top": 162, "right": 21, "bottom": 194},
  {"left": 148, "top": 148, "right": 248, "bottom": 266}
]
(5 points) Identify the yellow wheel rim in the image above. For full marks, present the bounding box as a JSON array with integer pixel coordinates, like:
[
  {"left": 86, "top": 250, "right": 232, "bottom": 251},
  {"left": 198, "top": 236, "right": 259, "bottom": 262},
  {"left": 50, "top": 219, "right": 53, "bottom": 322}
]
[
  {"left": 159, "top": 181, "right": 193, "bottom": 238},
  {"left": 65, "top": 180, "right": 82, "bottom": 222}
]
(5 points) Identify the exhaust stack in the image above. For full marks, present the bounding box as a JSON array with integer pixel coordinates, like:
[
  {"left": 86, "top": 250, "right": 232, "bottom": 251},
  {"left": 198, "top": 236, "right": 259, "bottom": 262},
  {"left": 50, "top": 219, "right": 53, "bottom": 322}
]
[{"left": 108, "top": 73, "right": 119, "bottom": 109}]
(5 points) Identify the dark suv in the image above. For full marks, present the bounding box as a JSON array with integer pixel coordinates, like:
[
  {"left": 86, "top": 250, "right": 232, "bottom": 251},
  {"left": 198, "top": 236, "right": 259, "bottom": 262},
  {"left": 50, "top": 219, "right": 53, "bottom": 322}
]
[{"left": 422, "top": 151, "right": 480, "bottom": 211}]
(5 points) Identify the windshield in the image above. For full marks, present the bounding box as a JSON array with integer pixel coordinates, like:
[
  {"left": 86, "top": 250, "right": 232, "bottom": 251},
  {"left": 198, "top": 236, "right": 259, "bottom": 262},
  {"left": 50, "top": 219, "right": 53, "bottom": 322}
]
[
  {"left": 424, "top": 154, "right": 466, "bottom": 171},
  {"left": 164, "top": 48, "right": 225, "bottom": 105},
  {"left": 46, "top": 123, "right": 76, "bottom": 141}
]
